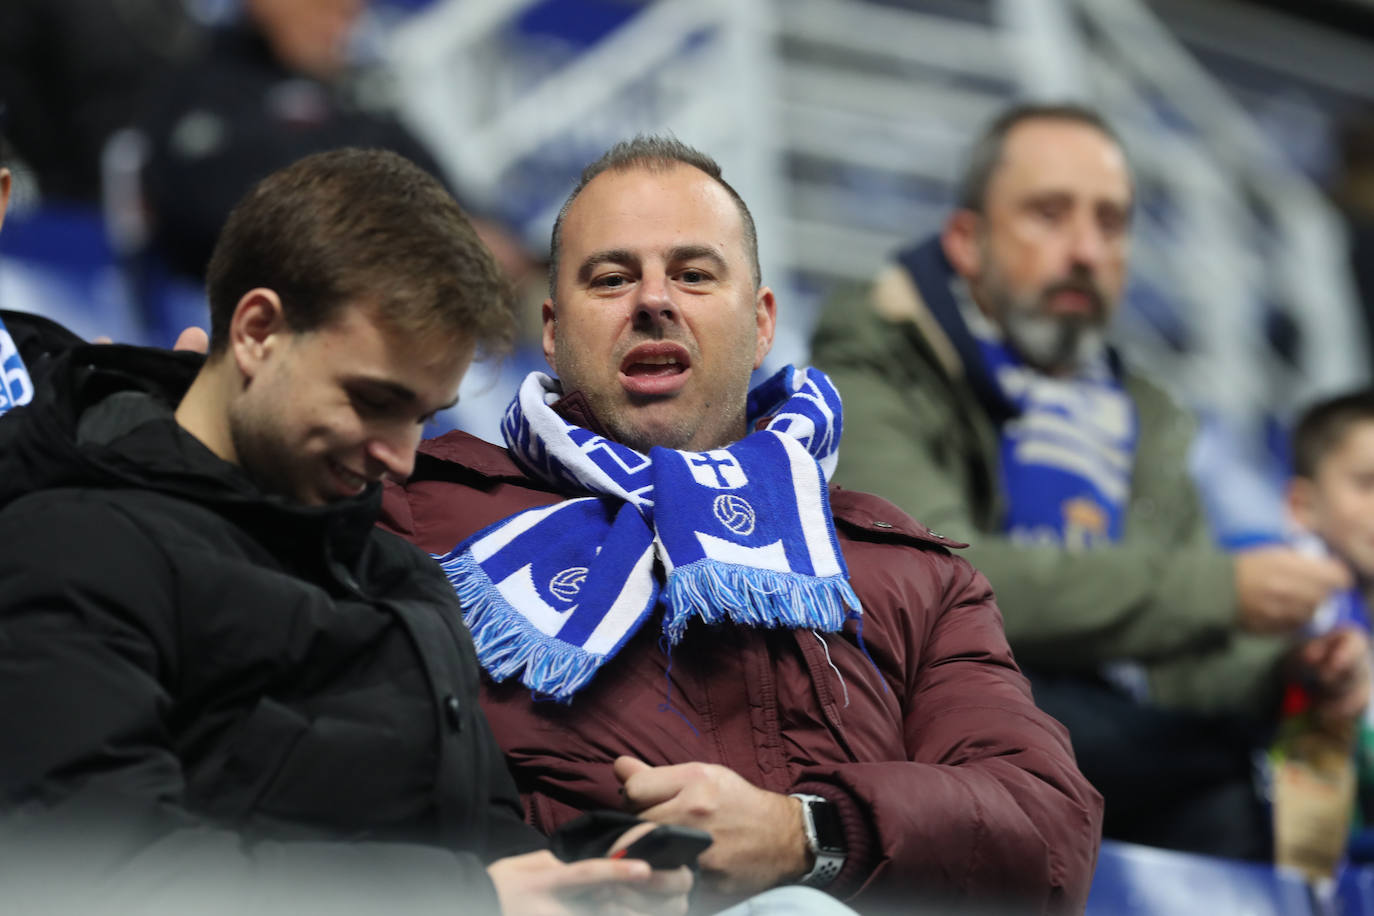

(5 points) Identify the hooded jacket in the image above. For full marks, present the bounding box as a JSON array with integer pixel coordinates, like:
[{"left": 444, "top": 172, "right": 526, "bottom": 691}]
[
  {"left": 381, "top": 418, "right": 1104, "bottom": 915},
  {"left": 0, "top": 344, "right": 543, "bottom": 913}
]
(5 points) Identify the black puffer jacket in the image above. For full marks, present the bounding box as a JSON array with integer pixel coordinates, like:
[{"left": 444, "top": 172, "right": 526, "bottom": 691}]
[{"left": 0, "top": 344, "right": 543, "bottom": 913}]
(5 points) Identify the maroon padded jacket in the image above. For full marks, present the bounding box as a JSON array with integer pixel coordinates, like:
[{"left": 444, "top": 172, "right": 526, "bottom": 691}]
[{"left": 381, "top": 429, "right": 1102, "bottom": 913}]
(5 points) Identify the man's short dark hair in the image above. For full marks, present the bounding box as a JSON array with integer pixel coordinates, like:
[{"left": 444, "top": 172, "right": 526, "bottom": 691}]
[
  {"left": 547, "top": 135, "right": 761, "bottom": 296},
  {"left": 956, "top": 103, "right": 1128, "bottom": 213},
  {"left": 1292, "top": 389, "right": 1374, "bottom": 479},
  {"left": 205, "top": 147, "right": 515, "bottom": 357}
]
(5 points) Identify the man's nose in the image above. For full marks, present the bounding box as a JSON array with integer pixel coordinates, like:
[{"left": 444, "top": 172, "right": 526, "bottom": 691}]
[
  {"left": 1067, "top": 215, "right": 1107, "bottom": 270},
  {"left": 368, "top": 427, "right": 420, "bottom": 482},
  {"left": 632, "top": 272, "right": 677, "bottom": 329}
]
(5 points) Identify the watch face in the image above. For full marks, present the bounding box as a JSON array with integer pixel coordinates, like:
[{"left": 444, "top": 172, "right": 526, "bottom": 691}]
[{"left": 810, "top": 798, "right": 846, "bottom": 855}]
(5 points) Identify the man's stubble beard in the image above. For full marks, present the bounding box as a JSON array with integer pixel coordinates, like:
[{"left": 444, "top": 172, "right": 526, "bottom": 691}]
[
  {"left": 227, "top": 394, "right": 300, "bottom": 501},
  {"left": 551, "top": 330, "right": 753, "bottom": 455}
]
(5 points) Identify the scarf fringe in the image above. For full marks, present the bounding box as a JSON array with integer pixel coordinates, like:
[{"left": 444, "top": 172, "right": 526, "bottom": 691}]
[
  {"left": 439, "top": 551, "right": 603, "bottom": 703},
  {"left": 662, "top": 561, "right": 861, "bottom": 644}
]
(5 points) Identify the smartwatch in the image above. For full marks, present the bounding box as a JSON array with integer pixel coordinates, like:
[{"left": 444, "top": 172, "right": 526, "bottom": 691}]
[{"left": 790, "top": 793, "right": 846, "bottom": 888}]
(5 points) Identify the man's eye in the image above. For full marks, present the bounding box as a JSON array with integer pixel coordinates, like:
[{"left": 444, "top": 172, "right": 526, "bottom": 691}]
[
  {"left": 1099, "top": 210, "right": 1128, "bottom": 237},
  {"left": 591, "top": 274, "right": 628, "bottom": 289},
  {"left": 351, "top": 392, "right": 391, "bottom": 413},
  {"left": 679, "top": 269, "right": 708, "bottom": 283}
]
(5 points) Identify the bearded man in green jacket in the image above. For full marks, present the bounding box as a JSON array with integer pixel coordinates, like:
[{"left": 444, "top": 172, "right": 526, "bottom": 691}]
[{"left": 811, "top": 102, "right": 1369, "bottom": 859}]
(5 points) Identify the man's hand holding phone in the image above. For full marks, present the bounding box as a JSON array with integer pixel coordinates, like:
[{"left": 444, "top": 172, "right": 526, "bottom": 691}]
[{"left": 610, "top": 824, "right": 713, "bottom": 870}]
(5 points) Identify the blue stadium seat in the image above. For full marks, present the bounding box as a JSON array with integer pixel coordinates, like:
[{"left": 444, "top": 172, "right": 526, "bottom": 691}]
[{"left": 1087, "top": 840, "right": 1314, "bottom": 916}]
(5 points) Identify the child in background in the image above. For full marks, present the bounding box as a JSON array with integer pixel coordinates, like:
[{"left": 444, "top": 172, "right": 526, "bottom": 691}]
[
  {"left": 1289, "top": 391, "right": 1374, "bottom": 725},
  {"left": 1277, "top": 390, "right": 1374, "bottom": 879}
]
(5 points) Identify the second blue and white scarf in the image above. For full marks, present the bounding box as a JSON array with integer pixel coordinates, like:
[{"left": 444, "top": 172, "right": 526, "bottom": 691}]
[
  {"left": 435, "top": 366, "right": 861, "bottom": 702},
  {"left": 973, "top": 334, "right": 1138, "bottom": 550},
  {"left": 971, "top": 320, "right": 1144, "bottom": 698}
]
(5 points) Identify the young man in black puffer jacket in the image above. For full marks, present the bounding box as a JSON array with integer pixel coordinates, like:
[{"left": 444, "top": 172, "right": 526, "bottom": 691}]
[{"left": 0, "top": 148, "right": 691, "bottom": 916}]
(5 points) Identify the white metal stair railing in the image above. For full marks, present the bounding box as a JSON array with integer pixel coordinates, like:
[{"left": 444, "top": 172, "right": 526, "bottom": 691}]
[
  {"left": 382, "top": 0, "right": 1366, "bottom": 427},
  {"left": 1071, "top": 0, "right": 1369, "bottom": 416},
  {"left": 777, "top": 0, "right": 1013, "bottom": 287},
  {"left": 384, "top": 0, "right": 795, "bottom": 358},
  {"left": 777, "top": 0, "right": 1366, "bottom": 422}
]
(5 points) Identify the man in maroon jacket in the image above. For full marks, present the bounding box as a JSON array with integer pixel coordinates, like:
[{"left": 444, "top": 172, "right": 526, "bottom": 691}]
[{"left": 382, "top": 136, "right": 1102, "bottom": 914}]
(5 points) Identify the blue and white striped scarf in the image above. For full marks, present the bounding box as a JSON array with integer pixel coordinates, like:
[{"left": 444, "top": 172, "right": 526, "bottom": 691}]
[
  {"left": 435, "top": 366, "right": 861, "bottom": 702},
  {"left": 973, "top": 326, "right": 1144, "bottom": 697},
  {"left": 973, "top": 335, "right": 1137, "bottom": 549}
]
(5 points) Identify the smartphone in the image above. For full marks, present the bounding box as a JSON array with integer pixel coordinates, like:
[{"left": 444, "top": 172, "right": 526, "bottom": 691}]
[{"left": 610, "top": 824, "right": 713, "bottom": 870}]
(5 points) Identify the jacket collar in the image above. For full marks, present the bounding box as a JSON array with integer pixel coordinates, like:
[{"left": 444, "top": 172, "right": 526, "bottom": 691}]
[
  {"left": 894, "top": 238, "right": 1020, "bottom": 425},
  {"left": 413, "top": 382, "right": 609, "bottom": 484}
]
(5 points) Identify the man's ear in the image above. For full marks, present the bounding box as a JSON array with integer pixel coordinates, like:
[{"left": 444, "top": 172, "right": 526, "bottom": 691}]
[
  {"left": 941, "top": 209, "right": 983, "bottom": 281},
  {"left": 228, "top": 289, "right": 288, "bottom": 382},
  {"left": 541, "top": 298, "right": 558, "bottom": 371},
  {"left": 753, "top": 285, "right": 777, "bottom": 370},
  {"left": 1287, "top": 476, "right": 1320, "bottom": 533}
]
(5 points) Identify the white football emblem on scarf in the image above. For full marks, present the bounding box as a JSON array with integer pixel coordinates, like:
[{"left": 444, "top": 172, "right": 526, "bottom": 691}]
[
  {"left": 549, "top": 566, "right": 588, "bottom": 604},
  {"left": 713, "top": 494, "right": 756, "bottom": 536},
  {"left": 686, "top": 451, "right": 747, "bottom": 489}
]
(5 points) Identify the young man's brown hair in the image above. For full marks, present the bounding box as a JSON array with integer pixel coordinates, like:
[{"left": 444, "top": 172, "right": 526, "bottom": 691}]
[{"left": 205, "top": 147, "right": 514, "bottom": 356}]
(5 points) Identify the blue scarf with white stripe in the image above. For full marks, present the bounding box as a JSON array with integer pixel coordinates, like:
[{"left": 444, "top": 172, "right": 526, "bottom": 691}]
[
  {"left": 435, "top": 366, "right": 861, "bottom": 702},
  {"left": 976, "top": 330, "right": 1144, "bottom": 698},
  {"left": 974, "top": 334, "right": 1137, "bottom": 549}
]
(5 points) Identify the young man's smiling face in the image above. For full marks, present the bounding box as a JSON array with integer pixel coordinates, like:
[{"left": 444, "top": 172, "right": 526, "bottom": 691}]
[
  {"left": 543, "top": 163, "right": 776, "bottom": 453},
  {"left": 229, "top": 298, "right": 471, "bottom": 505}
]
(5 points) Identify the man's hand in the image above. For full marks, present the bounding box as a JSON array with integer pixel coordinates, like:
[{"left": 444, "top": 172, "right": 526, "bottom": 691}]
[
  {"left": 172, "top": 326, "right": 209, "bottom": 353},
  {"left": 603, "top": 821, "right": 695, "bottom": 916},
  {"left": 91, "top": 327, "right": 209, "bottom": 353},
  {"left": 1297, "top": 627, "right": 1373, "bottom": 724},
  {"left": 486, "top": 844, "right": 689, "bottom": 916},
  {"left": 1233, "top": 547, "right": 1351, "bottom": 634},
  {"left": 614, "top": 756, "right": 810, "bottom": 896}
]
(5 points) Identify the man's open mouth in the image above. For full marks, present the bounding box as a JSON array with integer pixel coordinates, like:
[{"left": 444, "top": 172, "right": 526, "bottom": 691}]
[{"left": 619, "top": 343, "right": 692, "bottom": 395}]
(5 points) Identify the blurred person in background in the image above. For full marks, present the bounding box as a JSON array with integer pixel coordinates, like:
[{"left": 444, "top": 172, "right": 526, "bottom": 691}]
[
  {"left": 810, "top": 102, "right": 1367, "bottom": 860},
  {"left": 1285, "top": 391, "right": 1374, "bottom": 728},
  {"left": 0, "top": 0, "right": 201, "bottom": 204},
  {"left": 0, "top": 148, "right": 692, "bottom": 916},
  {"left": 0, "top": 132, "right": 83, "bottom": 417},
  {"left": 1332, "top": 113, "right": 1374, "bottom": 368},
  {"left": 0, "top": 129, "right": 206, "bottom": 412},
  {"left": 383, "top": 135, "right": 1102, "bottom": 915},
  {"left": 137, "top": 0, "right": 538, "bottom": 289}
]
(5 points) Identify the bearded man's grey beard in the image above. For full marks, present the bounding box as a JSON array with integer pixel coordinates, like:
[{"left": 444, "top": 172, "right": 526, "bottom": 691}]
[{"left": 1001, "top": 309, "right": 1107, "bottom": 375}]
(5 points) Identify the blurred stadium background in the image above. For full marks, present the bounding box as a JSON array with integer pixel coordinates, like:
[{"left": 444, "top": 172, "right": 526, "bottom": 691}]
[
  {"left": 12, "top": 2, "right": 1374, "bottom": 912},
  {"left": 5, "top": 0, "right": 1374, "bottom": 538}
]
